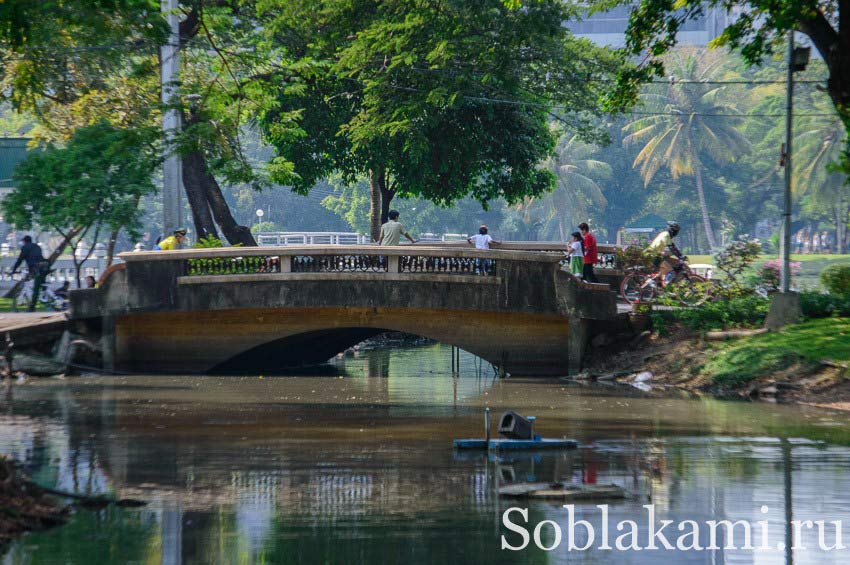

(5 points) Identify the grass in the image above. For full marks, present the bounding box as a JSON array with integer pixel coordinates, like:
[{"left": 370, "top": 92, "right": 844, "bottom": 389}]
[{"left": 702, "top": 318, "right": 850, "bottom": 387}]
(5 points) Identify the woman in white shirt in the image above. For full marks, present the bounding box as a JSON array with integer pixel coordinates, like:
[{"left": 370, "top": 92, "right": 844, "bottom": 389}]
[{"left": 567, "top": 231, "right": 584, "bottom": 277}]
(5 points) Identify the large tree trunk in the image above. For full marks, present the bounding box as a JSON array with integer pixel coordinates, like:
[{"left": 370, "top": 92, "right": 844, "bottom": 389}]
[
  {"left": 104, "top": 228, "right": 120, "bottom": 268},
  {"left": 692, "top": 157, "right": 717, "bottom": 251},
  {"left": 182, "top": 150, "right": 219, "bottom": 242},
  {"left": 380, "top": 184, "right": 396, "bottom": 226},
  {"left": 369, "top": 169, "right": 384, "bottom": 242},
  {"left": 201, "top": 162, "right": 257, "bottom": 247}
]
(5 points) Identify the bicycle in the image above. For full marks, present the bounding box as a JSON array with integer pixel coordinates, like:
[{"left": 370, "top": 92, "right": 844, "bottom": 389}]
[
  {"left": 4, "top": 269, "right": 66, "bottom": 311},
  {"left": 619, "top": 258, "right": 709, "bottom": 307}
]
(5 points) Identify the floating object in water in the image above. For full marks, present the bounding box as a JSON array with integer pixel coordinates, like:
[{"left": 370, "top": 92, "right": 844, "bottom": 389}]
[
  {"left": 454, "top": 409, "right": 578, "bottom": 450},
  {"left": 498, "top": 482, "right": 626, "bottom": 500},
  {"left": 454, "top": 438, "right": 578, "bottom": 450}
]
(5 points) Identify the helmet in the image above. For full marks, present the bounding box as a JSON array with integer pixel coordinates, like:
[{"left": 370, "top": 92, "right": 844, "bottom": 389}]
[
  {"left": 667, "top": 221, "right": 680, "bottom": 236},
  {"left": 174, "top": 228, "right": 188, "bottom": 236}
]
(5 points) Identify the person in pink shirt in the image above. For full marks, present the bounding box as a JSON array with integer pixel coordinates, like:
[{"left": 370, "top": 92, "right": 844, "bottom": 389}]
[{"left": 578, "top": 222, "right": 599, "bottom": 283}]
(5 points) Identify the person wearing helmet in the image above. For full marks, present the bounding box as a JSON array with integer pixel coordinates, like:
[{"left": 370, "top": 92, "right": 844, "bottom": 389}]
[
  {"left": 649, "top": 222, "right": 683, "bottom": 286},
  {"left": 155, "top": 229, "right": 188, "bottom": 251}
]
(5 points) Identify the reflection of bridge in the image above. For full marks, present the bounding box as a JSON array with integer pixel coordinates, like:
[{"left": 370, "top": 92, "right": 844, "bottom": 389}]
[{"left": 70, "top": 244, "right": 619, "bottom": 376}]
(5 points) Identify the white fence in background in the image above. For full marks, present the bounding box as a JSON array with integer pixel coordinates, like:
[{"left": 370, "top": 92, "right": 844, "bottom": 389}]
[{"left": 256, "top": 232, "right": 471, "bottom": 246}]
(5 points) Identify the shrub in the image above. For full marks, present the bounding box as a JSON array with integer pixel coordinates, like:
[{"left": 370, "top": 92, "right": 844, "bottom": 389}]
[
  {"left": 712, "top": 236, "right": 762, "bottom": 282},
  {"left": 660, "top": 295, "right": 769, "bottom": 332},
  {"left": 755, "top": 259, "right": 801, "bottom": 293},
  {"left": 820, "top": 264, "right": 850, "bottom": 295},
  {"left": 193, "top": 235, "right": 226, "bottom": 248},
  {"left": 800, "top": 290, "right": 850, "bottom": 318},
  {"left": 615, "top": 245, "right": 656, "bottom": 270}
]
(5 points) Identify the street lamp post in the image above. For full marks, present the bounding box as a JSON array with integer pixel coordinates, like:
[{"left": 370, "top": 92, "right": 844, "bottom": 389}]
[
  {"left": 780, "top": 32, "right": 810, "bottom": 292},
  {"left": 769, "top": 32, "right": 809, "bottom": 329}
]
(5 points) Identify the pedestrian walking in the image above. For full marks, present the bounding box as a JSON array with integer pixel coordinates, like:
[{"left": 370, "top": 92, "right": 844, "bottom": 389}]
[
  {"left": 10, "top": 235, "right": 48, "bottom": 312},
  {"left": 578, "top": 222, "right": 599, "bottom": 283}
]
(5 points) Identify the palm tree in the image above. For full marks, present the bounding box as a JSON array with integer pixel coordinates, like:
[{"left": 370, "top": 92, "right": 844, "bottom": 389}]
[
  {"left": 531, "top": 132, "right": 611, "bottom": 240},
  {"left": 623, "top": 49, "right": 751, "bottom": 250},
  {"left": 794, "top": 95, "right": 848, "bottom": 253}
]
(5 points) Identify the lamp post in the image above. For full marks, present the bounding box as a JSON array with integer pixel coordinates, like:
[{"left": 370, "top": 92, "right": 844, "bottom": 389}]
[
  {"left": 769, "top": 32, "right": 809, "bottom": 329},
  {"left": 780, "top": 33, "right": 810, "bottom": 293}
]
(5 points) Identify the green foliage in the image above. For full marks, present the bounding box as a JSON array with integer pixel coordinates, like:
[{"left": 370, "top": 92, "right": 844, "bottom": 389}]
[
  {"left": 622, "top": 49, "right": 750, "bottom": 248},
  {"left": 703, "top": 318, "right": 850, "bottom": 388},
  {"left": 713, "top": 237, "right": 763, "bottom": 281},
  {"left": 4, "top": 121, "right": 158, "bottom": 239},
  {"left": 658, "top": 295, "right": 770, "bottom": 332},
  {"left": 193, "top": 235, "right": 226, "bottom": 249},
  {"left": 800, "top": 290, "right": 850, "bottom": 319},
  {"left": 820, "top": 264, "right": 850, "bottom": 295},
  {"left": 258, "top": 0, "right": 625, "bottom": 209},
  {"left": 250, "top": 221, "right": 281, "bottom": 235},
  {"left": 615, "top": 245, "right": 656, "bottom": 270}
]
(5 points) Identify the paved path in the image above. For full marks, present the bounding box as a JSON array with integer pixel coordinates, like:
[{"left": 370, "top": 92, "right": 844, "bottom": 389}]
[{"left": 0, "top": 312, "right": 67, "bottom": 332}]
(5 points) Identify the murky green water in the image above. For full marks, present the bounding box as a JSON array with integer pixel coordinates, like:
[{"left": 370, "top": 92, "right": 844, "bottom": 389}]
[{"left": 3, "top": 343, "right": 850, "bottom": 563}]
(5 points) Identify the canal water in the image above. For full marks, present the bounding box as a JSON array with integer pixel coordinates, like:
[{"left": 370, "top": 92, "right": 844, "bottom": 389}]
[{"left": 3, "top": 343, "right": 850, "bottom": 564}]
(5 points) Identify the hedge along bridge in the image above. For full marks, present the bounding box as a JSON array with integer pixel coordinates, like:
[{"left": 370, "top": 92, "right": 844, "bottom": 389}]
[{"left": 69, "top": 244, "right": 620, "bottom": 376}]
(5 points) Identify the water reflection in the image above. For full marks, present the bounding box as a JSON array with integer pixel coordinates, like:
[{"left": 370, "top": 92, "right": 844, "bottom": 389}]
[{"left": 1, "top": 344, "right": 850, "bottom": 563}]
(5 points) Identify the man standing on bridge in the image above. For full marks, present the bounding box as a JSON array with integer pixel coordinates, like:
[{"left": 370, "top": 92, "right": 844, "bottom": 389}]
[
  {"left": 377, "top": 210, "right": 417, "bottom": 245},
  {"left": 578, "top": 222, "right": 599, "bottom": 283}
]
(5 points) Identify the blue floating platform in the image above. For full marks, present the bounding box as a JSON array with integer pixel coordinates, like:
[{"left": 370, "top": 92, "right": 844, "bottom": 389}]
[{"left": 453, "top": 438, "right": 578, "bottom": 450}]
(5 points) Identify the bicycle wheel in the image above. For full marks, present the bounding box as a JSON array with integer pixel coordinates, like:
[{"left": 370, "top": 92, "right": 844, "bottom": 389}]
[
  {"left": 620, "top": 273, "right": 656, "bottom": 304},
  {"left": 12, "top": 287, "right": 31, "bottom": 311},
  {"left": 671, "top": 274, "right": 709, "bottom": 307}
]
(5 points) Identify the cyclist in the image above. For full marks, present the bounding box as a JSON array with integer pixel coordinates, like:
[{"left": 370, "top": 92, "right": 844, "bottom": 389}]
[
  {"left": 648, "top": 222, "right": 684, "bottom": 287},
  {"left": 155, "top": 228, "right": 188, "bottom": 251},
  {"left": 10, "top": 235, "right": 49, "bottom": 312}
]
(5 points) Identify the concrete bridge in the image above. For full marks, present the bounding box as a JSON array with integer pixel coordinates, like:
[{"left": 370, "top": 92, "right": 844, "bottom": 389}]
[{"left": 70, "top": 244, "right": 620, "bottom": 376}]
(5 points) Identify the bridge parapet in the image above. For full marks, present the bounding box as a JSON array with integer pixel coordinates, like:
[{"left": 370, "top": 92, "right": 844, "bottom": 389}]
[{"left": 69, "top": 245, "right": 618, "bottom": 376}]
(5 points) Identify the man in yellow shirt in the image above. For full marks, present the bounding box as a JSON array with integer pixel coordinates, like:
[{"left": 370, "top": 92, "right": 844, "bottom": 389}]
[
  {"left": 649, "top": 222, "right": 682, "bottom": 285},
  {"left": 155, "top": 228, "right": 187, "bottom": 251}
]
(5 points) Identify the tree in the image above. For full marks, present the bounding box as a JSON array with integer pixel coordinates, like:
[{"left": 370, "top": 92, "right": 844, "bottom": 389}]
[
  {"left": 541, "top": 132, "right": 611, "bottom": 240},
  {"left": 794, "top": 95, "right": 850, "bottom": 251},
  {"left": 257, "top": 0, "right": 624, "bottom": 241},
  {"left": 622, "top": 49, "right": 751, "bottom": 249},
  {"left": 606, "top": 0, "right": 850, "bottom": 179},
  {"left": 4, "top": 122, "right": 158, "bottom": 285}
]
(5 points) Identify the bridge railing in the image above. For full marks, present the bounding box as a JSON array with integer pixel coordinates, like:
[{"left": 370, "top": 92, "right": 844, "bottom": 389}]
[
  {"left": 120, "top": 245, "right": 563, "bottom": 280},
  {"left": 413, "top": 241, "right": 621, "bottom": 270}
]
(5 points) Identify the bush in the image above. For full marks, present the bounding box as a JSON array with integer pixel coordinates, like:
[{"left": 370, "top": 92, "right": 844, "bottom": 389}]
[
  {"left": 653, "top": 295, "right": 769, "bottom": 332},
  {"left": 800, "top": 290, "right": 850, "bottom": 318},
  {"left": 820, "top": 264, "right": 850, "bottom": 295}
]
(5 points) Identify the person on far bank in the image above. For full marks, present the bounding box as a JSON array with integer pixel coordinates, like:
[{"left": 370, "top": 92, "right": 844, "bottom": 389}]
[
  {"left": 155, "top": 228, "right": 187, "bottom": 251},
  {"left": 648, "top": 221, "right": 683, "bottom": 286},
  {"left": 567, "top": 231, "right": 585, "bottom": 278},
  {"left": 578, "top": 222, "right": 599, "bottom": 283},
  {"left": 378, "top": 210, "right": 417, "bottom": 245}
]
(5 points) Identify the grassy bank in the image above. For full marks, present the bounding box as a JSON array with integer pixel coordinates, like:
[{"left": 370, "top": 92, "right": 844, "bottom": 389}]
[
  {"left": 702, "top": 318, "right": 850, "bottom": 388},
  {"left": 591, "top": 317, "right": 850, "bottom": 409}
]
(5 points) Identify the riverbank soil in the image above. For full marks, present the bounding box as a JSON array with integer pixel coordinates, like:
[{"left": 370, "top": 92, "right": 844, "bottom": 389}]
[
  {"left": 0, "top": 456, "right": 68, "bottom": 549},
  {"left": 585, "top": 318, "right": 850, "bottom": 409}
]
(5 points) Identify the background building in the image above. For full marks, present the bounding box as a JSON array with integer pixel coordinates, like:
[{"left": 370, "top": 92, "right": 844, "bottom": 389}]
[{"left": 565, "top": 4, "right": 734, "bottom": 47}]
